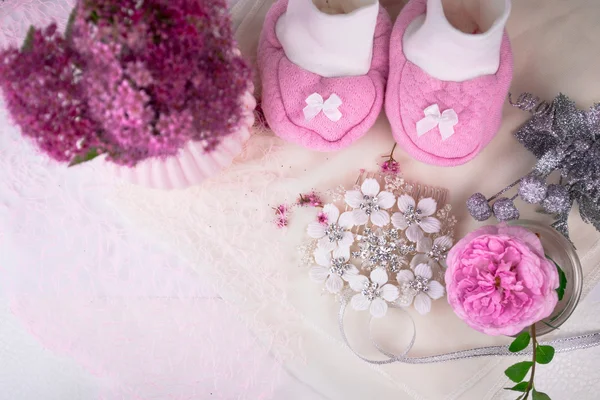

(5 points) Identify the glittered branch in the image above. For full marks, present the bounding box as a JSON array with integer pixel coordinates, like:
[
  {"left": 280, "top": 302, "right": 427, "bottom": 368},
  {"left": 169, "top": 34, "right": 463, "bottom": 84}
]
[
  {"left": 468, "top": 92, "right": 600, "bottom": 242},
  {"left": 509, "top": 92, "right": 554, "bottom": 116}
]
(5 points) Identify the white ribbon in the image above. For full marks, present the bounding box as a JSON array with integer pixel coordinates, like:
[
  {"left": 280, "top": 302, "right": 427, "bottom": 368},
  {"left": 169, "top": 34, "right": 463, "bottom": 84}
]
[
  {"left": 338, "top": 289, "right": 600, "bottom": 365},
  {"left": 303, "top": 93, "right": 343, "bottom": 122},
  {"left": 416, "top": 104, "right": 458, "bottom": 141}
]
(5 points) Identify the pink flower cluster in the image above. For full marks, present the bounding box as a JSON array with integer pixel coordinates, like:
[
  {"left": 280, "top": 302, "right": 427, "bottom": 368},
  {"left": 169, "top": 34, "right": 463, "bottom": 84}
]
[
  {"left": 380, "top": 159, "right": 400, "bottom": 175},
  {"left": 0, "top": 0, "right": 251, "bottom": 166},
  {"left": 0, "top": 25, "right": 101, "bottom": 162},
  {"left": 273, "top": 191, "right": 324, "bottom": 229},
  {"left": 446, "top": 224, "right": 559, "bottom": 336},
  {"left": 297, "top": 191, "right": 323, "bottom": 208},
  {"left": 274, "top": 204, "right": 291, "bottom": 229}
]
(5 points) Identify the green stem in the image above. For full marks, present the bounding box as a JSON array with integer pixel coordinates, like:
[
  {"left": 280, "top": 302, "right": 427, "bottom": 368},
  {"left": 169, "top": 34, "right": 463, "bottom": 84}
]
[{"left": 524, "top": 324, "right": 537, "bottom": 399}]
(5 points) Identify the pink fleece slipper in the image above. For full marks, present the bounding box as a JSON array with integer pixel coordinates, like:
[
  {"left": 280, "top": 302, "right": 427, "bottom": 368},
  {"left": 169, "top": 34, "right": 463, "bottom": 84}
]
[
  {"left": 386, "top": 0, "right": 513, "bottom": 166},
  {"left": 258, "top": 0, "right": 391, "bottom": 151}
]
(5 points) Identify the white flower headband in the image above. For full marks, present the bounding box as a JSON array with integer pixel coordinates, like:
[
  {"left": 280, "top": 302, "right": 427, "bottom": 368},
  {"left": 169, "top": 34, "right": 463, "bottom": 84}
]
[{"left": 301, "top": 171, "right": 457, "bottom": 318}]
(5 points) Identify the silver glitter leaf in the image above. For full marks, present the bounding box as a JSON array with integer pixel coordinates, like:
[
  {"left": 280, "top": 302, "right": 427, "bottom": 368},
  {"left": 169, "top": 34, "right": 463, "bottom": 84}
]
[
  {"left": 506, "top": 92, "right": 600, "bottom": 240},
  {"left": 551, "top": 214, "right": 570, "bottom": 240}
]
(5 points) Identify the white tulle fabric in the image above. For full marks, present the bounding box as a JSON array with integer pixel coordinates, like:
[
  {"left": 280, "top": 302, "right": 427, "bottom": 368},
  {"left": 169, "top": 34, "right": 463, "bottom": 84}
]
[
  {"left": 0, "top": 102, "right": 295, "bottom": 399},
  {"left": 0, "top": 1, "right": 288, "bottom": 398}
]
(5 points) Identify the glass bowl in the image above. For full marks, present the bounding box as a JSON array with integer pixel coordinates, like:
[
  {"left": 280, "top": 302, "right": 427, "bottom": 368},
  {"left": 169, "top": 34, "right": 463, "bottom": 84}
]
[{"left": 510, "top": 220, "right": 583, "bottom": 337}]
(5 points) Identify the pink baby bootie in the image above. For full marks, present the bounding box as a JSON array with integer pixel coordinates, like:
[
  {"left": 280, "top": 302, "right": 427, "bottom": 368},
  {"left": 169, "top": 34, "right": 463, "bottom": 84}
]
[
  {"left": 258, "top": 0, "right": 391, "bottom": 151},
  {"left": 386, "top": 0, "right": 513, "bottom": 166}
]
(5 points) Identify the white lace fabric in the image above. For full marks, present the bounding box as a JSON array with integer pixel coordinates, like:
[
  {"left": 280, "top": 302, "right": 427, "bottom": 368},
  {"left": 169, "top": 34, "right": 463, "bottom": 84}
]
[
  {"left": 111, "top": 120, "right": 600, "bottom": 399},
  {"left": 112, "top": 0, "right": 600, "bottom": 398},
  {"left": 3, "top": 0, "right": 600, "bottom": 399},
  {"left": 0, "top": 0, "right": 75, "bottom": 47}
]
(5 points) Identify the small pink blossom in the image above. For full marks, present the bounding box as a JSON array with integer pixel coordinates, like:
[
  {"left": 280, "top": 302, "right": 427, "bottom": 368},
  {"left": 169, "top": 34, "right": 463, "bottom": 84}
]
[
  {"left": 445, "top": 223, "right": 559, "bottom": 336},
  {"left": 317, "top": 212, "right": 328, "bottom": 225},
  {"left": 274, "top": 204, "right": 290, "bottom": 229},
  {"left": 380, "top": 160, "right": 400, "bottom": 175},
  {"left": 297, "top": 191, "right": 323, "bottom": 208}
]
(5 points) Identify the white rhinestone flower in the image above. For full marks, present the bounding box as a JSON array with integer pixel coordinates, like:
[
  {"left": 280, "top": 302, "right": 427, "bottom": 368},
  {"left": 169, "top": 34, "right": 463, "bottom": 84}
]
[
  {"left": 309, "top": 249, "right": 360, "bottom": 293},
  {"left": 348, "top": 268, "right": 400, "bottom": 318},
  {"left": 391, "top": 195, "right": 441, "bottom": 242},
  {"left": 412, "top": 236, "right": 453, "bottom": 269},
  {"left": 344, "top": 178, "right": 395, "bottom": 227},
  {"left": 396, "top": 264, "right": 445, "bottom": 315},
  {"left": 307, "top": 203, "right": 354, "bottom": 258}
]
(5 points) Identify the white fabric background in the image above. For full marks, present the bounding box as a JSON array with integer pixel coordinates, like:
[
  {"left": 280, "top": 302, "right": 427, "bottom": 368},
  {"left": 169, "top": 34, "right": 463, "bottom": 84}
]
[
  {"left": 2, "top": 0, "right": 600, "bottom": 399},
  {"left": 0, "top": 97, "right": 323, "bottom": 399},
  {"left": 115, "top": 0, "right": 600, "bottom": 398}
]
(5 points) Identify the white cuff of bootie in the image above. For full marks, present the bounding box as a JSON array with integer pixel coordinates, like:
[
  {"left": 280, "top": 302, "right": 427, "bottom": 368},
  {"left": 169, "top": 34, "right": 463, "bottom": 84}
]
[
  {"left": 403, "top": 0, "right": 511, "bottom": 82},
  {"left": 276, "top": 0, "right": 379, "bottom": 78}
]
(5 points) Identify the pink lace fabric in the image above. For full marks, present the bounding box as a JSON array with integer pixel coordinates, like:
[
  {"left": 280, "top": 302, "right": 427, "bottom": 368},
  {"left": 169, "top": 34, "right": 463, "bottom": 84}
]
[{"left": 0, "top": 1, "right": 296, "bottom": 398}]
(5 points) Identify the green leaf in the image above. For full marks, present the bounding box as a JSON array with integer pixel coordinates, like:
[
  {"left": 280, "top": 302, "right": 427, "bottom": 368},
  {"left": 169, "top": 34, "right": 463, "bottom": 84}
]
[
  {"left": 509, "top": 332, "right": 531, "bottom": 353},
  {"left": 504, "top": 361, "right": 533, "bottom": 383},
  {"left": 547, "top": 256, "right": 567, "bottom": 301},
  {"left": 555, "top": 264, "right": 567, "bottom": 301},
  {"left": 532, "top": 389, "right": 552, "bottom": 400},
  {"left": 69, "top": 148, "right": 100, "bottom": 167},
  {"left": 89, "top": 10, "right": 99, "bottom": 24},
  {"left": 504, "top": 382, "right": 529, "bottom": 392},
  {"left": 21, "top": 26, "right": 36, "bottom": 52},
  {"left": 535, "top": 345, "right": 555, "bottom": 364},
  {"left": 64, "top": 7, "right": 78, "bottom": 41}
]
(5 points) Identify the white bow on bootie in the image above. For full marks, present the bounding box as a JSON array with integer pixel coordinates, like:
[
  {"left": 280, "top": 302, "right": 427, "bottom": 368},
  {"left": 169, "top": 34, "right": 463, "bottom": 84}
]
[
  {"left": 416, "top": 104, "right": 458, "bottom": 141},
  {"left": 303, "top": 93, "right": 343, "bottom": 122}
]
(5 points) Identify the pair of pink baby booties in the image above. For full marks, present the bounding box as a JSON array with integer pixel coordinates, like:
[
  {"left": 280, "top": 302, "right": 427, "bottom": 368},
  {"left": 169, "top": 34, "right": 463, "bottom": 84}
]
[{"left": 258, "top": 0, "right": 513, "bottom": 166}]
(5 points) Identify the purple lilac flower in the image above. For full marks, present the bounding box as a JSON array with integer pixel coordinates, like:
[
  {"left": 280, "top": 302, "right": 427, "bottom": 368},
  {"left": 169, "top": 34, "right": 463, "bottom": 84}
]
[
  {"left": 0, "top": 24, "right": 100, "bottom": 162},
  {"left": 0, "top": 0, "right": 252, "bottom": 167}
]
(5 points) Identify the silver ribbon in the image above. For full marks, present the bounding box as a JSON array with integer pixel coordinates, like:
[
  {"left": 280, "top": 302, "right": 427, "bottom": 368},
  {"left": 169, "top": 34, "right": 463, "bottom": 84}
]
[{"left": 338, "top": 290, "right": 600, "bottom": 364}]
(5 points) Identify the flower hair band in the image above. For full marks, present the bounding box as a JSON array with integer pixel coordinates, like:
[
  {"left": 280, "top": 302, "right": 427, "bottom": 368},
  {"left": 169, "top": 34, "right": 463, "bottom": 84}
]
[{"left": 301, "top": 170, "right": 457, "bottom": 317}]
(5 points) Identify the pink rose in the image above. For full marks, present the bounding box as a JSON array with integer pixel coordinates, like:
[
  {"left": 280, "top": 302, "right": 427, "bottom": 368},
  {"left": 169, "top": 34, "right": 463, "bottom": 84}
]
[{"left": 445, "top": 224, "right": 559, "bottom": 336}]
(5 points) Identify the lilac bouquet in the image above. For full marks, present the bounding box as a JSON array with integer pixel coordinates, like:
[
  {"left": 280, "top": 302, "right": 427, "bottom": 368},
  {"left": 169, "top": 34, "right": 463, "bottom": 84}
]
[{"left": 0, "top": 0, "right": 251, "bottom": 166}]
